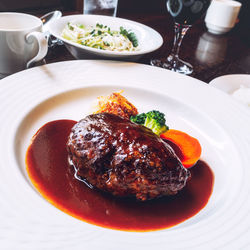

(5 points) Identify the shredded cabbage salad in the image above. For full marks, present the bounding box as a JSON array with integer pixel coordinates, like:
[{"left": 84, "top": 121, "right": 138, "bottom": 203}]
[{"left": 61, "top": 22, "right": 139, "bottom": 52}]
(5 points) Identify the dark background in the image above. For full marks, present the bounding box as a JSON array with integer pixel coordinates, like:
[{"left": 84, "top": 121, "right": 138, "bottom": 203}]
[
  {"left": 0, "top": 0, "right": 249, "bottom": 28},
  {"left": 0, "top": 0, "right": 166, "bottom": 13}
]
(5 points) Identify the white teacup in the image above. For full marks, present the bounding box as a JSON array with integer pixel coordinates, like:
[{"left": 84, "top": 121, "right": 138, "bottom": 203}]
[
  {"left": 205, "top": 0, "right": 242, "bottom": 35},
  {"left": 0, "top": 12, "right": 48, "bottom": 77}
]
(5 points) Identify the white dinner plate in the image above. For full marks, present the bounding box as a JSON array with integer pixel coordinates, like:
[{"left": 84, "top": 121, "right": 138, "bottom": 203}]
[{"left": 0, "top": 61, "right": 250, "bottom": 250}]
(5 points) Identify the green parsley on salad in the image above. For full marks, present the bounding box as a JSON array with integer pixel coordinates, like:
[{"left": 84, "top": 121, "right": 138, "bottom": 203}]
[{"left": 62, "top": 22, "right": 139, "bottom": 52}]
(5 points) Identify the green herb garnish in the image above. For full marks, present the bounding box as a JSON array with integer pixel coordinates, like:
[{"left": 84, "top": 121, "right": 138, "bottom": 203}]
[{"left": 120, "top": 27, "right": 138, "bottom": 47}]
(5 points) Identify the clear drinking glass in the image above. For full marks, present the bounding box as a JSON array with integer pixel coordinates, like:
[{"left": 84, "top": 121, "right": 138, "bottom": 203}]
[
  {"left": 151, "top": 0, "right": 211, "bottom": 75},
  {"left": 84, "top": 0, "right": 119, "bottom": 16}
]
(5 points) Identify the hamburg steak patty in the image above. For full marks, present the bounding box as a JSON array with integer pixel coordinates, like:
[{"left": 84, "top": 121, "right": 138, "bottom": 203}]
[{"left": 67, "top": 113, "right": 190, "bottom": 201}]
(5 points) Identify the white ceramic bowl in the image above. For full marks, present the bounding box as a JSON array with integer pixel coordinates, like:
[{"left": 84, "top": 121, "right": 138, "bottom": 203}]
[{"left": 49, "top": 14, "right": 163, "bottom": 60}]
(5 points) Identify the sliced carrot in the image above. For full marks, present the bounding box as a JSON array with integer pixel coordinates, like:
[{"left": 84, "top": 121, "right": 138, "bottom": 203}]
[{"left": 160, "top": 129, "right": 202, "bottom": 168}]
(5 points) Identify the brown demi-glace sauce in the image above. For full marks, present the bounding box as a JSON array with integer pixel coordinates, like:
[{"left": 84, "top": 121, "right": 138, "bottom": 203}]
[{"left": 26, "top": 120, "right": 214, "bottom": 232}]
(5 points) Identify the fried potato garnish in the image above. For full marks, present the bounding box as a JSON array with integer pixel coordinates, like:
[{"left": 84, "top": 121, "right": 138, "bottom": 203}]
[{"left": 93, "top": 91, "right": 138, "bottom": 119}]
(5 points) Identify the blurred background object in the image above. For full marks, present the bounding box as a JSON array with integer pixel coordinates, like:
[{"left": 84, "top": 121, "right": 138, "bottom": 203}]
[
  {"left": 83, "top": 0, "right": 118, "bottom": 16},
  {"left": 195, "top": 32, "right": 228, "bottom": 66}
]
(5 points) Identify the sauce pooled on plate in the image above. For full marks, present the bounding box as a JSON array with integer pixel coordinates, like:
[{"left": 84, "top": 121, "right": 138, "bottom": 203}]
[{"left": 26, "top": 119, "right": 214, "bottom": 231}]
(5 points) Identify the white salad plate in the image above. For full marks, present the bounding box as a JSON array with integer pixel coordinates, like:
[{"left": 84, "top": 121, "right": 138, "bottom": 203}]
[
  {"left": 209, "top": 74, "right": 250, "bottom": 107},
  {"left": 49, "top": 14, "right": 163, "bottom": 60},
  {"left": 0, "top": 60, "right": 250, "bottom": 250}
]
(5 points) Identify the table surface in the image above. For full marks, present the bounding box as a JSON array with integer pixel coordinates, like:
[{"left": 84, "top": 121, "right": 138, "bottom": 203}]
[{"left": 44, "top": 11, "right": 250, "bottom": 83}]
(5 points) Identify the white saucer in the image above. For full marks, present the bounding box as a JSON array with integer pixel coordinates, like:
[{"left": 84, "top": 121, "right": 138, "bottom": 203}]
[
  {"left": 209, "top": 74, "right": 250, "bottom": 107},
  {"left": 209, "top": 74, "right": 250, "bottom": 93}
]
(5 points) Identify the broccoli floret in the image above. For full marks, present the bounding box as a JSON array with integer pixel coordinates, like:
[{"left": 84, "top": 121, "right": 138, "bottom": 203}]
[
  {"left": 130, "top": 113, "right": 146, "bottom": 125},
  {"left": 130, "top": 110, "right": 169, "bottom": 135},
  {"left": 144, "top": 110, "right": 169, "bottom": 135}
]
